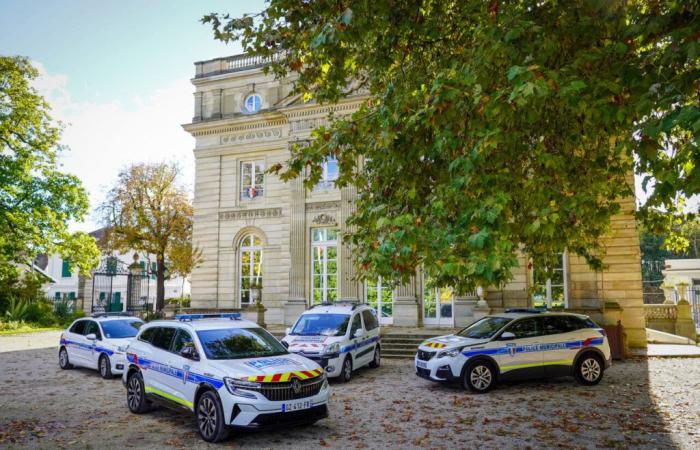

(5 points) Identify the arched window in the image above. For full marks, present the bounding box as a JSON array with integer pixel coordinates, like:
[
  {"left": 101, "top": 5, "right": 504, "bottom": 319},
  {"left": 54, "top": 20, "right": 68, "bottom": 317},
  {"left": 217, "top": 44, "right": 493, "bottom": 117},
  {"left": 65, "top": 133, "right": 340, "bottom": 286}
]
[
  {"left": 239, "top": 234, "right": 263, "bottom": 305},
  {"left": 311, "top": 228, "right": 338, "bottom": 304},
  {"left": 243, "top": 93, "right": 262, "bottom": 113}
]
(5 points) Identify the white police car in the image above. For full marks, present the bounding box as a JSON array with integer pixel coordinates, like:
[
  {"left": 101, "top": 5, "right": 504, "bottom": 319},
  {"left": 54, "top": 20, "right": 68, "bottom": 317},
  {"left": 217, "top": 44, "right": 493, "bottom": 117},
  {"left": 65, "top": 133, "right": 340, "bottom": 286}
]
[
  {"left": 122, "top": 313, "right": 330, "bottom": 443},
  {"left": 415, "top": 310, "right": 611, "bottom": 392},
  {"left": 59, "top": 313, "right": 144, "bottom": 378},
  {"left": 282, "top": 301, "right": 381, "bottom": 382}
]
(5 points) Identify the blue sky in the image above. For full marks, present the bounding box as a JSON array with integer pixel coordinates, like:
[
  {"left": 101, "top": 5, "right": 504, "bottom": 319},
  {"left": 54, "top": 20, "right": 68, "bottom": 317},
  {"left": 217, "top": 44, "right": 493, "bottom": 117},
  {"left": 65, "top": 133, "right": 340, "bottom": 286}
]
[{"left": 0, "top": 0, "right": 265, "bottom": 230}]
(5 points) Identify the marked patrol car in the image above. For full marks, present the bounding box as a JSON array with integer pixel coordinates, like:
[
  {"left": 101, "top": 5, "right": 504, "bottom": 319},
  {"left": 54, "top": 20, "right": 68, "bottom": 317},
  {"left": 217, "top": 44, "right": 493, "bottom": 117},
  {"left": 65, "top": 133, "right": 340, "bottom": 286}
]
[
  {"left": 122, "top": 313, "right": 330, "bottom": 443},
  {"left": 282, "top": 301, "right": 381, "bottom": 382},
  {"left": 58, "top": 313, "right": 144, "bottom": 378},
  {"left": 415, "top": 310, "right": 611, "bottom": 392}
]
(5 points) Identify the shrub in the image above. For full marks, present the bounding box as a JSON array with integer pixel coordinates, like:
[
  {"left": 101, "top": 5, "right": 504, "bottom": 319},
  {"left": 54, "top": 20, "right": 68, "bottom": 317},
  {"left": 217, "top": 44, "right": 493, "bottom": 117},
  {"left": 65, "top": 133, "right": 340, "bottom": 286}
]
[
  {"left": 26, "top": 300, "right": 57, "bottom": 326},
  {"left": 54, "top": 298, "right": 75, "bottom": 324},
  {"left": 4, "top": 298, "right": 29, "bottom": 322}
]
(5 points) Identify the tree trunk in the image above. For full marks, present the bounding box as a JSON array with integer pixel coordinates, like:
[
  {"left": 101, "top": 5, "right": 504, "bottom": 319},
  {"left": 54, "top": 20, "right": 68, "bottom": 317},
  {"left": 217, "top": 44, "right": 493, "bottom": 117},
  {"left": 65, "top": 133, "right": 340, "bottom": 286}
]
[{"left": 156, "top": 254, "right": 165, "bottom": 312}]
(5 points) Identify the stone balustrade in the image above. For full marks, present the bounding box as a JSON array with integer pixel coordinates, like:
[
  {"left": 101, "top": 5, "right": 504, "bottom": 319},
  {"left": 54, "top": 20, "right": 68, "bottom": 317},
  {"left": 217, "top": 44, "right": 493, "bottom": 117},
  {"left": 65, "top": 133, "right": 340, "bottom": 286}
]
[
  {"left": 195, "top": 53, "right": 281, "bottom": 79},
  {"left": 644, "top": 303, "right": 696, "bottom": 341}
]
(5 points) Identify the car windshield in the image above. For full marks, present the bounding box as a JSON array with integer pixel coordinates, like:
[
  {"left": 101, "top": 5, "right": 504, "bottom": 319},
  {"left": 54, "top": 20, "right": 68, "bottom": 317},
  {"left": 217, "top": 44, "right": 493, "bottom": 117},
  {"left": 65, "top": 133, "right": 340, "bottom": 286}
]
[
  {"left": 290, "top": 314, "right": 350, "bottom": 336},
  {"left": 196, "top": 327, "right": 288, "bottom": 360},
  {"left": 457, "top": 316, "right": 513, "bottom": 340},
  {"left": 100, "top": 319, "right": 144, "bottom": 339}
]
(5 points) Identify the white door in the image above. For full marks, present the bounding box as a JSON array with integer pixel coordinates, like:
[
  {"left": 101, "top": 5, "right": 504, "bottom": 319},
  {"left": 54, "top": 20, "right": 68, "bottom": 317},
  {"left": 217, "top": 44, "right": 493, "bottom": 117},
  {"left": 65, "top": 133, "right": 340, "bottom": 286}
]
[
  {"left": 495, "top": 317, "right": 545, "bottom": 378},
  {"left": 65, "top": 320, "right": 88, "bottom": 365},
  {"left": 161, "top": 328, "right": 199, "bottom": 409},
  {"left": 366, "top": 279, "right": 393, "bottom": 325},
  {"left": 348, "top": 313, "right": 365, "bottom": 365},
  {"left": 83, "top": 320, "right": 102, "bottom": 369},
  {"left": 139, "top": 326, "right": 177, "bottom": 398},
  {"left": 423, "top": 286, "right": 454, "bottom": 327}
]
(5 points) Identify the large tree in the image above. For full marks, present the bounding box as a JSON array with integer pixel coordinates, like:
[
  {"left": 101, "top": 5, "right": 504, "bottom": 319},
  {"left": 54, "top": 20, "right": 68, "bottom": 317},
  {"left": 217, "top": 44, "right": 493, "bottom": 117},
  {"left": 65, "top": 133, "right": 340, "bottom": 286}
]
[
  {"left": 0, "top": 56, "right": 99, "bottom": 280},
  {"left": 204, "top": 1, "right": 700, "bottom": 293},
  {"left": 100, "top": 162, "right": 193, "bottom": 312}
]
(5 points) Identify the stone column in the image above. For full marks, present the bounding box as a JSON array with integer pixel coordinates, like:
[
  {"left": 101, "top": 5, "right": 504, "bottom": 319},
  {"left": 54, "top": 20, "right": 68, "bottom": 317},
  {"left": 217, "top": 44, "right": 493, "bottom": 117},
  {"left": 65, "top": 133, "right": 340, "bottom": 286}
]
[
  {"left": 211, "top": 89, "right": 223, "bottom": 119},
  {"left": 193, "top": 92, "right": 203, "bottom": 122},
  {"left": 454, "top": 292, "right": 479, "bottom": 327},
  {"left": 284, "top": 175, "right": 307, "bottom": 325},
  {"left": 339, "top": 184, "right": 360, "bottom": 301},
  {"left": 393, "top": 273, "right": 420, "bottom": 327}
]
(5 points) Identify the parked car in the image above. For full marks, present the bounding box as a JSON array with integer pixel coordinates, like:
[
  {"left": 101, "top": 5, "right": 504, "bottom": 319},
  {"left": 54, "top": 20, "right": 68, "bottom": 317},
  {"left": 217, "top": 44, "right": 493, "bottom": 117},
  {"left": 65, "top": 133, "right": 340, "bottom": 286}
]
[
  {"left": 122, "top": 313, "right": 329, "bottom": 443},
  {"left": 415, "top": 309, "right": 611, "bottom": 392},
  {"left": 282, "top": 301, "right": 381, "bottom": 382},
  {"left": 59, "top": 313, "right": 144, "bottom": 378}
]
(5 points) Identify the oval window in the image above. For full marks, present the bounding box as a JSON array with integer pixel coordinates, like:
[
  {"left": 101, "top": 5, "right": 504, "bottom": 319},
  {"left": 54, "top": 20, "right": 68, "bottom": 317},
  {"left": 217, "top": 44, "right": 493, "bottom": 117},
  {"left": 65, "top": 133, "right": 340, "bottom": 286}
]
[{"left": 244, "top": 94, "right": 262, "bottom": 113}]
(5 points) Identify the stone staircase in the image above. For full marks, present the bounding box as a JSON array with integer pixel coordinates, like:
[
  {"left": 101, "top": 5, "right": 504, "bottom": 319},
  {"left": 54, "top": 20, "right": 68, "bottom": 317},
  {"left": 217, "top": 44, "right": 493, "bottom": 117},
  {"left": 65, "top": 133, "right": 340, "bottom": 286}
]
[{"left": 381, "top": 331, "right": 454, "bottom": 359}]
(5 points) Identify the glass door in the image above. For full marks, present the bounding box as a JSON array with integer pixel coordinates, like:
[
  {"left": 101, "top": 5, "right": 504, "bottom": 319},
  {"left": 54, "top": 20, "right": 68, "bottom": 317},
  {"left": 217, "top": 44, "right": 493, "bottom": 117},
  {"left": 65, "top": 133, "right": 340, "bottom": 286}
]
[
  {"left": 366, "top": 278, "right": 393, "bottom": 325},
  {"left": 423, "top": 282, "right": 454, "bottom": 327}
]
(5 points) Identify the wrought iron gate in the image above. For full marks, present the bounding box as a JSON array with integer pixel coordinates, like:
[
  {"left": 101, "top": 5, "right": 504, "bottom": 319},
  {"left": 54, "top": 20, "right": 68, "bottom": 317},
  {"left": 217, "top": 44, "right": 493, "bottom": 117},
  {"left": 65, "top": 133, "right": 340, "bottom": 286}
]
[{"left": 91, "top": 257, "right": 154, "bottom": 314}]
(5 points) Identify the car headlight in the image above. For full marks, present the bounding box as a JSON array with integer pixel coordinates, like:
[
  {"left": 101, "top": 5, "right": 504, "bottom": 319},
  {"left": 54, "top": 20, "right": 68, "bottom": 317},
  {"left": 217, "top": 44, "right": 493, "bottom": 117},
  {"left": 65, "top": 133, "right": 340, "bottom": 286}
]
[
  {"left": 324, "top": 342, "right": 340, "bottom": 355},
  {"left": 437, "top": 347, "right": 464, "bottom": 359},
  {"left": 321, "top": 373, "right": 329, "bottom": 391},
  {"left": 223, "top": 377, "right": 259, "bottom": 399},
  {"left": 117, "top": 345, "right": 127, "bottom": 353}
]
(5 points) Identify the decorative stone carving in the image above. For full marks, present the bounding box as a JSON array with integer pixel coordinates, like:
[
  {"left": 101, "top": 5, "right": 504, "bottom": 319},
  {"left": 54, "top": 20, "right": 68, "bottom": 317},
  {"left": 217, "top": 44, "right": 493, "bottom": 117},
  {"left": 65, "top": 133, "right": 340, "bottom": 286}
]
[
  {"left": 220, "top": 128, "right": 283, "bottom": 145},
  {"left": 219, "top": 208, "right": 283, "bottom": 221},
  {"left": 307, "top": 201, "right": 340, "bottom": 211},
  {"left": 312, "top": 213, "right": 337, "bottom": 225}
]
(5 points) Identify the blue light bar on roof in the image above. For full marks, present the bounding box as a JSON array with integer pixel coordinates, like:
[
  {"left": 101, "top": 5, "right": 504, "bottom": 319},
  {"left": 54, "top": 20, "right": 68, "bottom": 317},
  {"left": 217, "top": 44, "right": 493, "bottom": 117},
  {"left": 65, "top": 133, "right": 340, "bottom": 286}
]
[{"left": 176, "top": 313, "right": 241, "bottom": 321}]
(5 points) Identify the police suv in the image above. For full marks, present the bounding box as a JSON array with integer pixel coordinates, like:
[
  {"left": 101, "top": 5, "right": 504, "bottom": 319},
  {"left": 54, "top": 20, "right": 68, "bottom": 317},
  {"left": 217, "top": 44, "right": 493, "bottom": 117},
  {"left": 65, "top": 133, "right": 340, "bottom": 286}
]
[
  {"left": 282, "top": 302, "right": 381, "bottom": 382},
  {"left": 415, "top": 310, "right": 611, "bottom": 392},
  {"left": 122, "top": 313, "right": 330, "bottom": 443},
  {"left": 59, "top": 313, "right": 144, "bottom": 378}
]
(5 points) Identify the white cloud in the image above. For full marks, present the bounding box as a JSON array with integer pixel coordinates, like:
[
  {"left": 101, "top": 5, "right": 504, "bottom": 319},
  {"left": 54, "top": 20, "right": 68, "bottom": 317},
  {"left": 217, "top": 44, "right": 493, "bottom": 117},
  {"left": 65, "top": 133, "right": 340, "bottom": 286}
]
[{"left": 31, "top": 62, "right": 195, "bottom": 232}]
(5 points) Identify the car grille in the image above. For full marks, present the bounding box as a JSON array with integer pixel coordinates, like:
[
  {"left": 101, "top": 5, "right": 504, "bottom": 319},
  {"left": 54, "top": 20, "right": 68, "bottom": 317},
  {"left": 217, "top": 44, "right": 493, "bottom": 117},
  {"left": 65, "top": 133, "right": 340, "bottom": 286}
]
[
  {"left": 249, "top": 376, "right": 324, "bottom": 402},
  {"left": 417, "top": 350, "right": 436, "bottom": 361},
  {"left": 416, "top": 367, "right": 431, "bottom": 379},
  {"left": 251, "top": 404, "right": 328, "bottom": 427}
]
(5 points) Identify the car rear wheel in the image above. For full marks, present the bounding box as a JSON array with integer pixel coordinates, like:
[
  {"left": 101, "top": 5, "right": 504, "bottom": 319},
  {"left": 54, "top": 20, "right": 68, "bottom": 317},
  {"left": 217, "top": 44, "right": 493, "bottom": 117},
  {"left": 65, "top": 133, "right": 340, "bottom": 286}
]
[
  {"left": 196, "top": 391, "right": 230, "bottom": 443},
  {"left": 575, "top": 353, "right": 604, "bottom": 386},
  {"left": 58, "top": 347, "right": 72, "bottom": 369},
  {"left": 126, "top": 371, "right": 151, "bottom": 414},
  {"left": 340, "top": 356, "right": 353, "bottom": 382},
  {"left": 462, "top": 360, "right": 496, "bottom": 393},
  {"left": 369, "top": 347, "right": 381, "bottom": 368},
  {"left": 99, "top": 354, "right": 113, "bottom": 379}
]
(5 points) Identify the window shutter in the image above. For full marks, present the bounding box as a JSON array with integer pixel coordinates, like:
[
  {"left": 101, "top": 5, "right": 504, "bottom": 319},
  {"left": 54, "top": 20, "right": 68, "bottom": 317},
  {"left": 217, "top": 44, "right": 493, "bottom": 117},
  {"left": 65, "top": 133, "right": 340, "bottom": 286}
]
[{"left": 61, "top": 260, "right": 71, "bottom": 277}]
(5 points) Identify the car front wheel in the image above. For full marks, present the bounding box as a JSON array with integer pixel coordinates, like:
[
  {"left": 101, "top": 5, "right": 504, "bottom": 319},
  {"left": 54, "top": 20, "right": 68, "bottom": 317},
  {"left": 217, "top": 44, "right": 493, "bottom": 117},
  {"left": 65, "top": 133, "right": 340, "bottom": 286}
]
[
  {"left": 126, "top": 371, "right": 151, "bottom": 414},
  {"left": 575, "top": 354, "right": 604, "bottom": 386},
  {"left": 196, "top": 391, "right": 230, "bottom": 443},
  {"left": 340, "top": 356, "right": 353, "bottom": 382},
  {"left": 58, "top": 347, "right": 72, "bottom": 370},
  {"left": 369, "top": 347, "right": 380, "bottom": 368},
  {"left": 462, "top": 360, "right": 496, "bottom": 393},
  {"left": 99, "top": 354, "right": 113, "bottom": 379}
]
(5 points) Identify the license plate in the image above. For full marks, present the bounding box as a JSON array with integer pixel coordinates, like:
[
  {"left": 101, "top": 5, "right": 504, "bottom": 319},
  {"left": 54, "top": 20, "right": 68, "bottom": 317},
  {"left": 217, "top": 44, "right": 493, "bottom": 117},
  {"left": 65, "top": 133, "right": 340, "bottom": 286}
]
[
  {"left": 416, "top": 360, "right": 427, "bottom": 369},
  {"left": 281, "top": 400, "right": 312, "bottom": 413}
]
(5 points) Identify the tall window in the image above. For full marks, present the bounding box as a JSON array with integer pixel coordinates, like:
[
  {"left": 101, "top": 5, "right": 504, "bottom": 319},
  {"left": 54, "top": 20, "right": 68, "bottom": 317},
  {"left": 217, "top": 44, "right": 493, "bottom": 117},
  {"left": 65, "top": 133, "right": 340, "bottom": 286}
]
[
  {"left": 532, "top": 252, "right": 568, "bottom": 308},
  {"left": 239, "top": 235, "right": 263, "bottom": 305},
  {"left": 312, "top": 228, "right": 338, "bottom": 304},
  {"left": 316, "top": 157, "right": 339, "bottom": 190},
  {"left": 366, "top": 277, "right": 393, "bottom": 321},
  {"left": 241, "top": 161, "right": 265, "bottom": 199},
  {"left": 61, "top": 259, "right": 71, "bottom": 278},
  {"left": 423, "top": 281, "right": 454, "bottom": 320}
]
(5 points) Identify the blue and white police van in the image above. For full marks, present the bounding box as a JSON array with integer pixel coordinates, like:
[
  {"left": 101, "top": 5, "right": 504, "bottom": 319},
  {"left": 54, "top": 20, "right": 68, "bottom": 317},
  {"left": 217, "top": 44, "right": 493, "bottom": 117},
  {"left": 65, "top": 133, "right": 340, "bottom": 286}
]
[
  {"left": 415, "top": 310, "right": 611, "bottom": 392},
  {"left": 122, "top": 313, "right": 330, "bottom": 443},
  {"left": 282, "top": 301, "right": 381, "bottom": 382},
  {"left": 59, "top": 313, "right": 144, "bottom": 378}
]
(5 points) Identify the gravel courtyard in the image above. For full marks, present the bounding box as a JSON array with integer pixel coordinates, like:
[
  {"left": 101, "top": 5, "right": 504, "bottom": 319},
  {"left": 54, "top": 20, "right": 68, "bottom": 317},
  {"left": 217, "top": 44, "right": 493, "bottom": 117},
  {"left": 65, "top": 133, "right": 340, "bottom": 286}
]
[{"left": 1, "top": 336, "right": 699, "bottom": 449}]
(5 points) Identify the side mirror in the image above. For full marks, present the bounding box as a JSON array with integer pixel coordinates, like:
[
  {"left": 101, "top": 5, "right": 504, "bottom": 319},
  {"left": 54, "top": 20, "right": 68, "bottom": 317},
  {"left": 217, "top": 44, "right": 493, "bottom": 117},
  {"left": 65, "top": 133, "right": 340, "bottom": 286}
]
[
  {"left": 85, "top": 333, "right": 97, "bottom": 341},
  {"left": 500, "top": 331, "right": 516, "bottom": 341},
  {"left": 285, "top": 327, "right": 291, "bottom": 335},
  {"left": 181, "top": 345, "right": 199, "bottom": 361},
  {"left": 354, "top": 328, "right": 365, "bottom": 339}
]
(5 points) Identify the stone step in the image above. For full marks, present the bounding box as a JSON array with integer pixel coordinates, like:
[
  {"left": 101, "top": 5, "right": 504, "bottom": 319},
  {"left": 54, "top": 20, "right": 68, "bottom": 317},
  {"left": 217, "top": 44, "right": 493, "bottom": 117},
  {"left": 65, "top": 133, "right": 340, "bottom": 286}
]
[
  {"left": 382, "top": 343, "right": 420, "bottom": 351},
  {"left": 383, "top": 352, "right": 415, "bottom": 359}
]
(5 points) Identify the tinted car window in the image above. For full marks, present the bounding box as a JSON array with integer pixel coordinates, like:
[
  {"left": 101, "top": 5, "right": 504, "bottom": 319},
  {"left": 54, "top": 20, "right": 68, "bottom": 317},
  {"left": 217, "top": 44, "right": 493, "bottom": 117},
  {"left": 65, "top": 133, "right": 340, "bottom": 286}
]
[
  {"left": 290, "top": 314, "right": 350, "bottom": 337},
  {"left": 100, "top": 319, "right": 144, "bottom": 339},
  {"left": 69, "top": 320, "right": 86, "bottom": 335},
  {"left": 543, "top": 316, "right": 579, "bottom": 335},
  {"left": 361, "top": 310, "right": 379, "bottom": 331},
  {"left": 196, "top": 328, "right": 287, "bottom": 360},
  {"left": 506, "top": 318, "right": 541, "bottom": 339},
  {"left": 350, "top": 314, "right": 363, "bottom": 337},
  {"left": 458, "top": 316, "right": 513, "bottom": 339},
  {"left": 84, "top": 321, "right": 102, "bottom": 338},
  {"left": 151, "top": 327, "right": 177, "bottom": 350},
  {"left": 139, "top": 327, "right": 157, "bottom": 343},
  {"left": 172, "top": 329, "right": 194, "bottom": 354}
]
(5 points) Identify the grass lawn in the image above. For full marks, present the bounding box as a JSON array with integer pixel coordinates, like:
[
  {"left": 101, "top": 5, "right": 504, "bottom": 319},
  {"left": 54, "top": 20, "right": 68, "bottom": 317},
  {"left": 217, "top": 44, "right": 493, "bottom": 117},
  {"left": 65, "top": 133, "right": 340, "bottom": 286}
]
[{"left": 0, "top": 325, "right": 63, "bottom": 336}]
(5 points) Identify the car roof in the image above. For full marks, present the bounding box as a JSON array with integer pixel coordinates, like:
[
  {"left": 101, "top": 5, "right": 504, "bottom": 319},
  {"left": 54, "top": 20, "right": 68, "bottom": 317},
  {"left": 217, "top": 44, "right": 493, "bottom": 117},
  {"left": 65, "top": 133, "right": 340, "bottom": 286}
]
[
  {"left": 490, "top": 311, "right": 590, "bottom": 320},
  {"left": 144, "top": 317, "right": 261, "bottom": 331},
  {"left": 80, "top": 315, "right": 143, "bottom": 323},
  {"left": 301, "top": 303, "right": 370, "bottom": 315}
]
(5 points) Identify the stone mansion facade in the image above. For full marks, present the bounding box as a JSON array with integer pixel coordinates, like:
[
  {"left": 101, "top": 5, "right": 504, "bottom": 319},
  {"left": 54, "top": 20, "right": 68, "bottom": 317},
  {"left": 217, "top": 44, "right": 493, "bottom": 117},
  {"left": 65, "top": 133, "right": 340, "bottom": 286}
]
[{"left": 183, "top": 53, "right": 646, "bottom": 348}]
